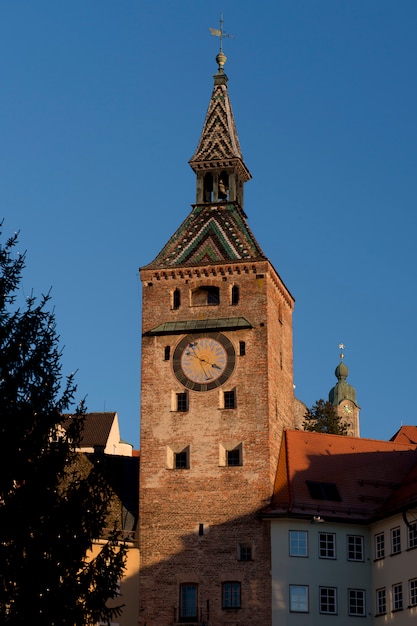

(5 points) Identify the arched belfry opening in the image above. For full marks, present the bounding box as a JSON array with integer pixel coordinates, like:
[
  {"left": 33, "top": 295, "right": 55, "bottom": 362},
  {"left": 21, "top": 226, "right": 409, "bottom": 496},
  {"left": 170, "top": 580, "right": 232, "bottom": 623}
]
[
  {"left": 203, "top": 173, "right": 213, "bottom": 203},
  {"left": 189, "top": 48, "right": 251, "bottom": 209}
]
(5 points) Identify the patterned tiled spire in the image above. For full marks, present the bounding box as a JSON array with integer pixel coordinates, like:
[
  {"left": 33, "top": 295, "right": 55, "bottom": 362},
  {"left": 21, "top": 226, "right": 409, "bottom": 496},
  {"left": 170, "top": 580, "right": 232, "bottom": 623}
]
[
  {"left": 189, "top": 51, "right": 251, "bottom": 186},
  {"left": 143, "top": 44, "right": 265, "bottom": 271}
]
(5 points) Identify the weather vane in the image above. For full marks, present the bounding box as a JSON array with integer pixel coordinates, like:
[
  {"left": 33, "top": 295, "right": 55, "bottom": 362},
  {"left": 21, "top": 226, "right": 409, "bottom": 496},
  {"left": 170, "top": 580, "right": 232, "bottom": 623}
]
[
  {"left": 209, "top": 14, "right": 234, "bottom": 53},
  {"left": 339, "top": 343, "right": 345, "bottom": 361}
]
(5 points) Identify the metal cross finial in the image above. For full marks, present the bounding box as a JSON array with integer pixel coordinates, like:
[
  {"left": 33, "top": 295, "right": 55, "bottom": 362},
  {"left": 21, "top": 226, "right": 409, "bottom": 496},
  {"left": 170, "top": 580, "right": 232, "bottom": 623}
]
[
  {"left": 338, "top": 343, "right": 345, "bottom": 361},
  {"left": 209, "top": 14, "right": 234, "bottom": 53}
]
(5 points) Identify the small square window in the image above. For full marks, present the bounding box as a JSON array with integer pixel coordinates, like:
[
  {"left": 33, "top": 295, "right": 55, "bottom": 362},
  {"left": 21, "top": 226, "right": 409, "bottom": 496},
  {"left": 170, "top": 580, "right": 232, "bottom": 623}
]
[
  {"left": 319, "top": 587, "right": 337, "bottom": 614},
  {"left": 289, "top": 530, "right": 308, "bottom": 557},
  {"left": 319, "top": 532, "right": 336, "bottom": 559},
  {"left": 375, "top": 532, "right": 385, "bottom": 559},
  {"left": 175, "top": 450, "right": 189, "bottom": 469},
  {"left": 391, "top": 527, "right": 401, "bottom": 555},
  {"left": 222, "top": 581, "right": 241, "bottom": 608},
  {"left": 176, "top": 392, "right": 188, "bottom": 412},
  {"left": 392, "top": 583, "right": 403, "bottom": 611},
  {"left": 224, "top": 390, "right": 236, "bottom": 409},
  {"left": 348, "top": 589, "right": 365, "bottom": 616},
  {"left": 347, "top": 535, "right": 364, "bottom": 561},
  {"left": 289, "top": 585, "right": 308, "bottom": 612},
  {"left": 227, "top": 448, "right": 241, "bottom": 466},
  {"left": 238, "top": 543, "right": 252, "bottom": 561}
]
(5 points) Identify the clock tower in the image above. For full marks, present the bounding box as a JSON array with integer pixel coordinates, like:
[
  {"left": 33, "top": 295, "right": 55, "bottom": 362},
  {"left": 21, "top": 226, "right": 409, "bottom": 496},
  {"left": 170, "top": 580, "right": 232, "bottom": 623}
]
[
  {"left": 139, "top": 46, "right": 295, "bottom": 625},
  {"left": 328, "top": 347, "right": 360, "bottom": 437}
]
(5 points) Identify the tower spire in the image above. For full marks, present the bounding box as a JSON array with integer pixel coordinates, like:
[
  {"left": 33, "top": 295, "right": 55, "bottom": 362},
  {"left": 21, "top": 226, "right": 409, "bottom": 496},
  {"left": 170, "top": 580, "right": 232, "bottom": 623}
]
[{"left": 189, "top": 19, "right": 251, "bottom": 208}]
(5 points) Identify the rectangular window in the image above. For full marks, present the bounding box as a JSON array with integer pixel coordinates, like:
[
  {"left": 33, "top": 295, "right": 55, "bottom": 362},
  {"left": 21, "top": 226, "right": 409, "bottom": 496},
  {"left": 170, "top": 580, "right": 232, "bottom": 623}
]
[
  {"left": 175, "top": 450, "right": 189, "bottom": 469},
  {"left": 289, "top": 530, "right": 308, "bottom": 557},
  {"left": 180, "top": 583, "right": 197, "bottom": 621},
  {"left": 239, "top": 341, "right": 246, "bottom": 356},
  {"left": 347, "top": 535, "right": 364, "bottom": 561},
  {"left": 392, "top": 583, "right": 403, "bottom": 611},
  {"left": 319, "top": 587, "right": 337, "bottom": 614},
  {"left": 409, "top": 578, "right": 417, "bottom": 606},
  {"left": 375, "top": 532, "right": 385, "bottom": 559},
  {"left": 238, "top": 543, "right": 252, "bottom": 561},
  {"left": 176, "top": 392, "right": 188, "bottom": 412},
  {"left": 319, "top": 532, "right": 336, "bottom": 559},
  {"left": 348, "top": 589, "right": 365, "bottom": 616},
  {"left": 226, "top": 447, "right": 241, "bottom": 466},
  {"left": 222, "top": 582, "right": 241, "bottom": 608},
  {"left": 289, "top": 585, "right": 308, "bottom": 612},
  {"left": 164, "top": 345, "right": 171, "bottom": 360},
  {"left": 224, "top": 390, "right": 236, "bottom": 409},
  {"left": 408, "top": 522, "right": 417, "bottom": 549},
  {"left": 391, "top": 526, "right": 401, "bottom": 555},
  {"left": 376, "top": 588, "right": 386, "bottom": 615}
]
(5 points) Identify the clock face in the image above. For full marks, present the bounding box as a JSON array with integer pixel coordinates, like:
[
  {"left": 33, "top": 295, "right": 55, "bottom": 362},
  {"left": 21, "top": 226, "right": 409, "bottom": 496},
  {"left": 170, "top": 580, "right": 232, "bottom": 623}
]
[
  {"left": 343, "top": 404, "right": 353, "bottom": 415},
  {"left": 173, "top": 332, "right": 236, "bottom": 391}
]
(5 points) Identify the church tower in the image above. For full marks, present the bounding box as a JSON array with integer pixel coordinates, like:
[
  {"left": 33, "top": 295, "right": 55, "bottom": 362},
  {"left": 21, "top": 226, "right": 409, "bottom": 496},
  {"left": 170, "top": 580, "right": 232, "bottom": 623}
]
[
  {"left": 138, "top": 42, "right": 295, "bottom": 625},
  {"left": 328, "top": 346, "right": 360, "bottom": 436}
]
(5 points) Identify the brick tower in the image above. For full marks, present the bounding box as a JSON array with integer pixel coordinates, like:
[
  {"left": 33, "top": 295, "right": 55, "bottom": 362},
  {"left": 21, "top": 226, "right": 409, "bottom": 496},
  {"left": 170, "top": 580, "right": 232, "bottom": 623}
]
[{"left": 139, "top": 43, "right": 295, "bottom": 625}]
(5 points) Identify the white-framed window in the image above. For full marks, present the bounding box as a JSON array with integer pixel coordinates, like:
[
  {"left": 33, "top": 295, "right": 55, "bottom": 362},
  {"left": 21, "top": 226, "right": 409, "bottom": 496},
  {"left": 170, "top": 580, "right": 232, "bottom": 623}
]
[
  {"left": 392, "top": 583, "right": 403, "bottom": 611},
  {"left": 376, "top": 588, "right": 386, "bottom": 615},
  {"left": 319, "top": 532, "right": 336, "bottom": 559},
  {"left": 390, "top": 526, "right": 401, "bottom": 555},
  {"left": 289, "top": 530, "right": 308, "bottom": 557},
  {"left": 407, "top": 521, "right": 417, "bottom": 549},
  {"left": 289, "top": 585, "right": 308, "bottom": 612},
  {"left": 375, "top": 532, "right": 385, "bottom": 559},
  {"left": 347, "top": 534, "right": 364, "bottom": 561},
  {"left": 409, "top": 578, "right": 417, "bottom": 607},
  {"left": 319, "top": 587, "right": 337, "bottom": 614},
  {"left": 348, "top": 589, "right": 365, "bottom": 616}
]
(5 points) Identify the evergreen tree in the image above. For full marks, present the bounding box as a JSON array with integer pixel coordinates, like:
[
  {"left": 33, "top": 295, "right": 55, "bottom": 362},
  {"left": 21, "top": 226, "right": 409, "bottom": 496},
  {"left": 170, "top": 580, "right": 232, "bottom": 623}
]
[
  {"left": 303, "top": 398, "right": 348, "bottom": 435},
  {"left": 0, "top": 228, "right": 126, "bottom": 625}
]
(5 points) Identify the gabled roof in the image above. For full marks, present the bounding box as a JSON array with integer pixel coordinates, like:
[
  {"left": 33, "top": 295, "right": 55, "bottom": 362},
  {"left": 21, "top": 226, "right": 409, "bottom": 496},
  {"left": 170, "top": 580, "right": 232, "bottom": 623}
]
[
  {"left": 269, "top": 429, "right": 417, "bottom": 522},
  {"left": 78, "top": 411, "right": 116, "bottom": 448},
  {"left": 390, "top": 425, "right": 417, "bottom": 444},
  {"left": 63, "top": 412, "right": 116, "bottom": 449},
  {"left": 142, "top": 202, "right": 266, "bottom": 269}
]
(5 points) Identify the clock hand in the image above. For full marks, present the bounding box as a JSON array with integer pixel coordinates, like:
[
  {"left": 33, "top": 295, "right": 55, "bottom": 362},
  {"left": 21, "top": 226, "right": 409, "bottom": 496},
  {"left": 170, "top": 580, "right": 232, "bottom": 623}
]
[{"left": 199, "top": 360, "right": 213, "bottom": 380}]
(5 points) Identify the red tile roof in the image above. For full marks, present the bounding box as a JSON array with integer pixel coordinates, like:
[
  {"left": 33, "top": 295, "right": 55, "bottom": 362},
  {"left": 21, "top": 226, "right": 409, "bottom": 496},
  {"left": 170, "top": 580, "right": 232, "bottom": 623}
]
[
  {"left": 390, "top": 425, "right": 417, "bottom": 444},
  {"left": 269, "top": 429, "right": 417, "bottom": 522}
]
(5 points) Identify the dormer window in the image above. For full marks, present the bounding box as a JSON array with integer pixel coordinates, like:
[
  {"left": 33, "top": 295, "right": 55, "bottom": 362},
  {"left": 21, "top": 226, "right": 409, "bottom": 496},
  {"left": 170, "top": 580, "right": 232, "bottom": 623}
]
[{"left": 191, "top": 286, "right": 220, "bottom": 306}]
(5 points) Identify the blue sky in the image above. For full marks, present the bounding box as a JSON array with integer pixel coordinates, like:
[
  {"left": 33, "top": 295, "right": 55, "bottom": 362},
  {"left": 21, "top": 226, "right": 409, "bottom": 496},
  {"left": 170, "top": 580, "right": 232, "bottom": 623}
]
[{"left": 1, "top": 1, "right": 416, "bottom": 448}]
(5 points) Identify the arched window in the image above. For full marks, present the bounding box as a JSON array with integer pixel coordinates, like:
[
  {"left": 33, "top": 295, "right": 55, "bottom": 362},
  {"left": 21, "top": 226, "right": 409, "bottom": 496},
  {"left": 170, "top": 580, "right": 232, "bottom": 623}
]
[
  {"left": 231, "top": 285, "right": 239, "bottom": 306},
  {"left": 173, "top": 288, "right": 181, "bottom": 310},
  {"left": 218, "top": 171, "right": 229, "bottom": 200},
  {"left": 203, "top": 173, "right": 213, "bottom": 203}
]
